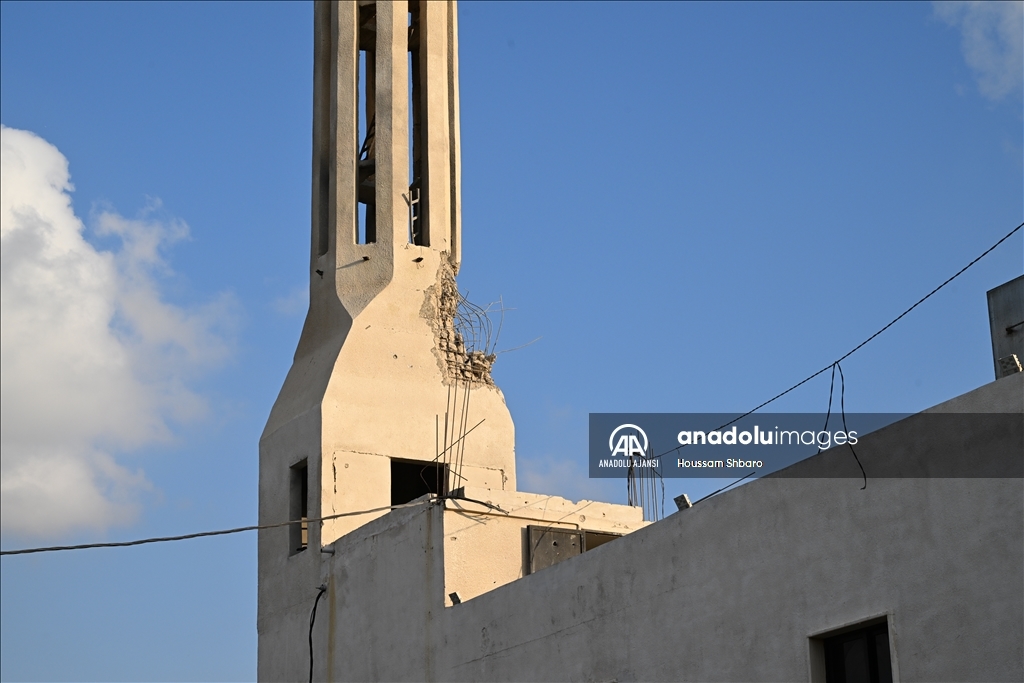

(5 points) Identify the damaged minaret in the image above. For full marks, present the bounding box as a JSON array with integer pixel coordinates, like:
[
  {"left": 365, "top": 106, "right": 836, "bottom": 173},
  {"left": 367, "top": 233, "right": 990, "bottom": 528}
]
[
  {"left": 258, "top": 0, "right": 516, "bottom": 560},
  {"left": 258, "top": 9, "right": 649, "bottom": 677}
]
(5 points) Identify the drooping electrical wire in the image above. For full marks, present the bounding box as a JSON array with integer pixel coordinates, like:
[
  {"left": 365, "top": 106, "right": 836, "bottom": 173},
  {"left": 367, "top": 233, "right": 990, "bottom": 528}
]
[
  {"left": 817, "top": 361, "right": 866, "bottom": 489},
  {"left": 834, "top": 362, "right": 864, "bottom": 490},
  {"left": 0, "top": 500, "right": 432, "bottom": 556},
  {"left": 4, "top": 224, "right": 1019, "bottom": 554},
  {"left": 309, "top": 584, "right": 327, "bottom": 683},
  {"left": 658, "top": 221, "right": 1023, "bottom": 463}
]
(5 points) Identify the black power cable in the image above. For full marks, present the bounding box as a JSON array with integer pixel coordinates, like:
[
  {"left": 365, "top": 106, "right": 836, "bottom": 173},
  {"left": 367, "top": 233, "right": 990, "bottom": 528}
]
[
  {"left": 834, "top": 362, "right": 865, "bottom": 490},
  {"left": 658, "top": 221, "right": 1023, "bottom": 463},
  {"left": 0, "top": 500, "right": 431, "bottom": 556},
  {"left": 309, "top": 585, "right": 327, "bottom": 683},
  {"left": 2, "top": 224, "right": 1018, "bottom": 550},
  {"left": 818, "top": 361, "right": 866, "bottom": 489}
]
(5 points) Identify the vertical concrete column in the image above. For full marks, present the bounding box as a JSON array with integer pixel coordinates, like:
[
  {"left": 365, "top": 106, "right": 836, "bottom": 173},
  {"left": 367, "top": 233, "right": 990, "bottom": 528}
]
[
  {"left": 306, "top": 0, "right": 363, "bottom": 352},
  {"left": 312, "top": 1, "right": 395, "bottom": 319},
  {"left": 330, "top": 1, "right": 359, "bottom": 264},
  {"left": 311, "top": 0, "right": 358, "bottom": 266},
  {"left": 374, "top": 0, "right": 411, "bottom": 249},
  {"left": 420, "top": 1, "right": 451, "bottom": 255},
  {"left": 447, "top": 0, "right": 462, "bottom": 272}
]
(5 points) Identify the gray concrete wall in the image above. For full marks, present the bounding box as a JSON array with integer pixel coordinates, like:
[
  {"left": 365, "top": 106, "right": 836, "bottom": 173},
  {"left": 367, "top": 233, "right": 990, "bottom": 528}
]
[
  {"left": 431, "top": 375, "right": 1022, "bottom": 683},
  {"left": 988, "top": 275, "right": 1024, "bottom": 378},
  {"left": 260, "top": 374, "right": 1023, "bottom": 682}
]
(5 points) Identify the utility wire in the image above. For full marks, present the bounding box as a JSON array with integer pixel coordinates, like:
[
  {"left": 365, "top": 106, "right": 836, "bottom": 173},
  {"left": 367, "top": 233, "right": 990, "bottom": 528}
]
[
  {"left": 658, "top": 221, "right": 1023, "bottom": 461},
  {"left": 0, "top": 500, "right": 431, "bottom": 556},
  {"left": 309, "top": 585, "right": 327, "bottom": 683},
  {"left": 2, "top": 493, "right": 507, "bottom": 557},
  {"left": 3, "top": 224, "right": 1019, "bottom": 552},
  {"left": 833, "top": 362, "right": 865, "bottom": 489}
]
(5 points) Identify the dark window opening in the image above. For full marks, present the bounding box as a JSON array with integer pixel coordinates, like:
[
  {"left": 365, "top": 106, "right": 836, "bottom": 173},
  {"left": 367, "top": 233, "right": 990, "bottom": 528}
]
[
  {"left": 391, "top": 459, "right": 446, "bottom": 506},
  {"left": 407, "top": 1, "right": 427, "bottom": 246},
  {"left": 824, "top": 621, "right": 893, "bottom": 683},
  {"left": 357, "top": 1, "right": 377, "bottom": 244},
  {"left": 289, "top": 460, "right": 309, "bottom": 555}
]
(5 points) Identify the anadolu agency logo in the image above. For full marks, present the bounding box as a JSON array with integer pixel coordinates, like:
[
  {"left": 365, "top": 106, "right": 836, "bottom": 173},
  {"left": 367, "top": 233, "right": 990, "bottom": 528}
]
[
  {"left": 598, "top": 424, "right": 660, "bottom": 469},
  {"left": 610, "top": 424, "right": 647, "bottom": 456}
]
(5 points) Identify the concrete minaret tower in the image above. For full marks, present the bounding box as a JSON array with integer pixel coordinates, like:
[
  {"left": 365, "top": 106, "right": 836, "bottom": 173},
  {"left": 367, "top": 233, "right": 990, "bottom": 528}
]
[{"left": 259, "top": 0, "right": 516, "bottom": 564}]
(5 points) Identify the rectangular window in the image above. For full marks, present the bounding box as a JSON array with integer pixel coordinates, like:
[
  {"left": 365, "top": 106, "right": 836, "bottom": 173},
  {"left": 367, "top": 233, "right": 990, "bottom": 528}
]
[
  {"left": 811, "top": 618, "right": 893, "bottom": 683},
  {"left": 390, "top": 458, "right": 446, "bottom": 506},
  {"left": 289, "top": 460, "right": 308, "bottom": 555}
]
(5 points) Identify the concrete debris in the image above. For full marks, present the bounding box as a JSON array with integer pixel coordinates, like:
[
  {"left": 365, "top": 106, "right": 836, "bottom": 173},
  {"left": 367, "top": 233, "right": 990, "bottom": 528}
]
[{"left": 427, "top": 257, "right": 497, "bottom": 386}]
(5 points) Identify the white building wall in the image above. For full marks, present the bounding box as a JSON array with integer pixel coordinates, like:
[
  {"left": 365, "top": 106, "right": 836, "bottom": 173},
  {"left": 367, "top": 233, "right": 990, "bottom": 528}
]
[{"left": 259, "top": 373, "right": 1023, "bottom": 682}]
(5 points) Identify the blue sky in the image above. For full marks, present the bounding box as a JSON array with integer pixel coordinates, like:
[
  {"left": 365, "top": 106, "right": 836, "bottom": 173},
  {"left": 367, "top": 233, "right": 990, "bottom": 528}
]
[{"left": 1, "top": 2, "right": 1021, "bottom": 680}]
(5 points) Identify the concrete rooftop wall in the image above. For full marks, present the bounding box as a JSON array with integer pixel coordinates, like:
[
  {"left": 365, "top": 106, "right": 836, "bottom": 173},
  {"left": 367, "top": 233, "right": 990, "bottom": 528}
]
[{"left": 257, "top": 373, "right": 1023, "bottom": 682}]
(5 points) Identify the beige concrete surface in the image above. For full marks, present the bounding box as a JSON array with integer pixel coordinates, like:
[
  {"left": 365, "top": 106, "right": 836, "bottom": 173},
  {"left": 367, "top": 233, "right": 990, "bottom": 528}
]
[
  {"left": 442, "top": 488, "right": 647, "bottom": 606},
  {"left": 259, "top": 4, "right": 1022, "bottom": 681},
  {"left": 256, "top": 374, "right": 1023, "bottom": 682}
]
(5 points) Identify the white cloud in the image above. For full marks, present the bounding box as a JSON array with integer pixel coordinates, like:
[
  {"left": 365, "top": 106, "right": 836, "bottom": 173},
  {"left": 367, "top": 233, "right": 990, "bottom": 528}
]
[
  {"left": 935, "top": 1, "right": 1024, "bottom": 101},
  {"left": 0, "top": 125, "right": 235, "bottom": 538}
]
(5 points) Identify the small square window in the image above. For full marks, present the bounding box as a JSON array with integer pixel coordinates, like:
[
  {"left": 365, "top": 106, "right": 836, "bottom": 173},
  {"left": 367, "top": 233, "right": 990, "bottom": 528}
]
[
  {"left": 811, "top": 618, "right": 893, "bottom": 683},
  {"left": 390, "top": 459, "right": 446, "bottom": 506}
]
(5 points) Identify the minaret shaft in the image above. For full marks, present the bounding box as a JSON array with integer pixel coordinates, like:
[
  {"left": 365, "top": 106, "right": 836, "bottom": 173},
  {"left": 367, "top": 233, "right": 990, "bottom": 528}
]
[{"left": 260, "top": 1, "right": 514, "bottom": 557}]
